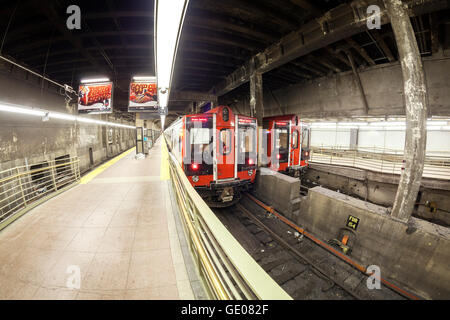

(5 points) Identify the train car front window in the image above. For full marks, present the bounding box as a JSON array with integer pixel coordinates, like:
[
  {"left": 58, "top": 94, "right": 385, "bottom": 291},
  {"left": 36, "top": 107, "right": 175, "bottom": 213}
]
[
  {"left": 292, "top": 130, "right": 299, "bottom": 149},
  {"left": 238, "top": 121, "right": 257, "bottom": 170},
  {"left": 302, "top": 127, "right": 310, "bottom": 149},
  {"left": 185, "top": 117, "right": 214, "bottom": 176},
  {"left": 219, "top": 129, "right": 232, "bottom": 155},
  {"left": 276, "top": 128, "right": 289, "bottom": 150}
]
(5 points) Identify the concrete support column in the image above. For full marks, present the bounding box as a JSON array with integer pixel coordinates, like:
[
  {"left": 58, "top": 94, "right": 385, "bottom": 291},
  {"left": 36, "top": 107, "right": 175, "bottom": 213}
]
[
  {"left": 250, "top": 71, "right": 264, "bottom": 123},
  {"left": 384, "top": 0, "right": 428, "bottom": 221},
  {"left": 250, "top": 71, "right": 264, "bottom": 167}
]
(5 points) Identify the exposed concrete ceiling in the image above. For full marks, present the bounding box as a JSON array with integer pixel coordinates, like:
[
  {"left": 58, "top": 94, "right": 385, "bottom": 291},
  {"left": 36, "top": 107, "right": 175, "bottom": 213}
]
[{"left": 0, "top": 0, "right": 449, "bottom": 116}]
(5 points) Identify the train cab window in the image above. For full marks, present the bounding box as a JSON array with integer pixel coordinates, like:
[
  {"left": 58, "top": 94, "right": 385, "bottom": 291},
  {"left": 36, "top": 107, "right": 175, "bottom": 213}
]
[
  {"left": 302, "top": 127, "right": 310, "bottom": 149},
  {"left": 276, "top": 128, "right": 289, "bottom": 151},
  {"left": 219, "top": 129, "right": 232, "bottom": 155},
  {"left": 292, "top": 130, "right": 299, "bottom": 149},
  {"left": 190, "top": 127, "right": 210, "bottom": 153}
]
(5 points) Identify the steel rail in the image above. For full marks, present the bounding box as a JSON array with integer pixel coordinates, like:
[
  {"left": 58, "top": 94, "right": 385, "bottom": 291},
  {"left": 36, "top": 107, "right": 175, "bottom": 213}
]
[
  {"left": 244, "top": 193, "right": 422, "bottom": 300},
  {"left": 236, "top": 203, "right": 362, "bottom": 300}
]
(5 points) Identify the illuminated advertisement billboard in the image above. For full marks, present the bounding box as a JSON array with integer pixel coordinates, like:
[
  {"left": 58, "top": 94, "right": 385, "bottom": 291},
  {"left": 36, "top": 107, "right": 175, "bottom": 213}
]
[
  {"left": 128, "top": 79, "right": 158, "bottom": 112},
  {"left": 78, "top": 82, "right": 113, "bottom": 114}
]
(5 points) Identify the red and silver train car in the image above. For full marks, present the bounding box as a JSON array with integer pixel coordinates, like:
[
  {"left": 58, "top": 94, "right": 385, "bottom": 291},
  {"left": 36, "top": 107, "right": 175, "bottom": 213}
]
[
  {"left": 263, "top": 114, "right": 310, "bottom": 176},
  {"left": 165, "top": 106, "right": 257, "bottom": 207}
]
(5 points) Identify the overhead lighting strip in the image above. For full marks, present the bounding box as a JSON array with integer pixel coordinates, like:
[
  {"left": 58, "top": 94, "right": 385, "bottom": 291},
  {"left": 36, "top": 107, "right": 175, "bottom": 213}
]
[
  {"left": 0, "top": 102, "right": 135, "bottom": 129},
  {"left": 154, "top": 0, "right": 189, "bottom": 128}
]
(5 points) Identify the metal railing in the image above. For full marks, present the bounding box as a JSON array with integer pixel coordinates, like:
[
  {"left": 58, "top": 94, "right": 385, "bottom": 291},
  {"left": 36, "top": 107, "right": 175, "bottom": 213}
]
[
  {"left": 310, "top": 146, "right": 450, "bottom": 180},
  {"left": 164, "top": 138, "right": 291, "bottom": 300},
  {"left": 0, "top": 157, "right": 80, "bottom": 229}
]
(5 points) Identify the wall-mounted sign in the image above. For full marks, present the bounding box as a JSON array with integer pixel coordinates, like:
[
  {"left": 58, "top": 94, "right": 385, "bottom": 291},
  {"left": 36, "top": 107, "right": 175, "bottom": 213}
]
[
  {"left": 78, "top": 82, "right": 113, "bottom": 114},
  {"left": 128, "top": 80, "right": 158, "bottom": 112},
  {"left": 346, "top": 215, "right": 360, "bottom": 231}
]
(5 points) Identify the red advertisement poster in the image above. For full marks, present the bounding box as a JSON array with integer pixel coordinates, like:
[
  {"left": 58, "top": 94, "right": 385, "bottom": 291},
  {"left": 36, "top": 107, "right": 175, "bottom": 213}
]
[
  {"left": 78, "top": 82, "right": 113, "bottom": 114},
  {"left": 128, "top": 80, "right": 158, "bottom": 112}
]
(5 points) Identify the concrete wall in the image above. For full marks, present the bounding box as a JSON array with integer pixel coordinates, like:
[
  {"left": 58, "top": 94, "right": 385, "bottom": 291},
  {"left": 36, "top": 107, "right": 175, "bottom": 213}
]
[
  {"left": 0, "top": 61, "right": 136, "bottom": 174},
  {"left": 305, "top": 163, "right": 450, "bottom": 227},
  {"left": 310, "top": 127, "right": 450, "bottom": 156},
  {"left": 263, "top": 56, "right": 450, "bottom": 118},
  {"left": 253, "top": 168, "right": 301, "bottom": 219},
  {"left": 298, "top": 187, "right": 450, "bottom": 299}
]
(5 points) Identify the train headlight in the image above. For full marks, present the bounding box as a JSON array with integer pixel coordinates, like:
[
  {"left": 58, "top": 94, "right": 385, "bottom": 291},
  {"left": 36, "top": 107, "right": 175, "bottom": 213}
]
[
  {"left": 192, "top": 175, "right": 199, "bottom": 182},
  {"left": 248, "top": 170, "right": 253, "bottom": 176}
]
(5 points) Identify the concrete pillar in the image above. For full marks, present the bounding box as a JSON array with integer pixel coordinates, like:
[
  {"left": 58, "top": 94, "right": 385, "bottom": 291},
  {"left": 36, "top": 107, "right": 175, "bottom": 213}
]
[
  {"left": 250, "top": 72, "right": 264, "bottom": 123},
  {"left": 384, "top": 0, "right": 428, "bottom": 221},
  {"left": 250, "top": 71, "right": 264, "bottom": 167}
]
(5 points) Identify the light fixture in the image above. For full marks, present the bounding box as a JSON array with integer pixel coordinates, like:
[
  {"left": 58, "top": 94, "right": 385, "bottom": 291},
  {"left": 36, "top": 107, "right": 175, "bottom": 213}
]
[
  {"left": 0, "top": 101, "right": 135, "bottom": 129},
  {"left": 133, "top": 76, "right": 157, "bottom": 81},
  {"left": 154, "top": 0, "right": 189, "bottom": 108},
  {"left": 80, "top": 78, "right": 110, "bottom": 84},
  {"left": 0, "top": 103, "right": 45, "bottom": 117},
  {"left": 310, "top": 122, "right": 337, "bottom": 128},
  {"left": 338, "top": 122, "right": 368, "bottom": 126}
]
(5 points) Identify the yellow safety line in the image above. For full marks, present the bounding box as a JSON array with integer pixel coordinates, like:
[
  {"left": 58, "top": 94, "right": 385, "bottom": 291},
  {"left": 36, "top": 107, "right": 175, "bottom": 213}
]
[
  {"left": 80, "top": 147, "right": 136, "bottom": 184},
  {"left": 160, "top": 140, "right": 170, "bottom": 181}
]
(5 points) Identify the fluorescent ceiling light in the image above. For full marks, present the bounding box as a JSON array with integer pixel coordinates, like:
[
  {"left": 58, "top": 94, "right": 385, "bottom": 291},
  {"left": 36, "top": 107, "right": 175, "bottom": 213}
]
[
  {"left": 158, "top": 92, "right": 169, "bottom": 110},
  {"left": 369, "top": 121, "right": 405, "bottom": 127},
  {"left": 50, "top": 113, "right": 77, "bottom": 121},
  {"left": 426, "top": 121, "right": 448, "bottom": 126},
  {"left": 133, "top": 76, "right": 156, "bottom": 81},
  {"left": 0, "top": 103, "right": 46, "bottom": 117},
  {"left": 155, "top": 0, "right": 189, "bottom": 108},
  {"left": 310, "top": 122, "right": 336, "bottom": 128},
  {"left": 80, "top": 78, "right": 110, "bottom": 84},
  {"left": 0, "top": 101, "right": 135, "bottom": 129},
  {"left": 338, "top": 122, "right": 368, "bottom": 126}
]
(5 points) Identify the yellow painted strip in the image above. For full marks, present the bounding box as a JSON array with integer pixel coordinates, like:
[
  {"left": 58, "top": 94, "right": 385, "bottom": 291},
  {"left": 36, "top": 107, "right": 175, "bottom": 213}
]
[
  {"left": 160, "top": 140, "right": 170, "bottom": 181},
  {"left": 80, "top": 147, "right": 136, "bottom": 184}
]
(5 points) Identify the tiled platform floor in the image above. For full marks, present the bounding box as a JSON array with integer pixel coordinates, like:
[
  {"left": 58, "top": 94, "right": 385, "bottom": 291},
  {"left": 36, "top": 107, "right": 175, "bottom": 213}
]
[{"left": 0, "top": 139, "right": 194, "bottom": 300}]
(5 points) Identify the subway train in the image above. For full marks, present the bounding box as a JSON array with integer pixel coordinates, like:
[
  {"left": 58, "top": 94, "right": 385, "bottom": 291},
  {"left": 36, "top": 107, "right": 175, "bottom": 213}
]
[
  {"left": 165, "top": 106, "right": 257, "bottom": 207},
  {"left": 263, "top": 114, "right": 311, "bottom": 176}
]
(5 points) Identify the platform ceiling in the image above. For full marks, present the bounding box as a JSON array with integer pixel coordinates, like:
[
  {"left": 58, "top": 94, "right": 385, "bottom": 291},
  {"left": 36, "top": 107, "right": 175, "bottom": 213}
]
[{"left": 0, "top": 0, "right": 448, "bottom": 115}]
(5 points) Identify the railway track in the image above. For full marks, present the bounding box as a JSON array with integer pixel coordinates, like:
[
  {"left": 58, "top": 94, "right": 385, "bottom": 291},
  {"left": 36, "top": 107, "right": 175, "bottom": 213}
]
[{"left": 214, "top": 195, "right": 405, "bottom": 300}]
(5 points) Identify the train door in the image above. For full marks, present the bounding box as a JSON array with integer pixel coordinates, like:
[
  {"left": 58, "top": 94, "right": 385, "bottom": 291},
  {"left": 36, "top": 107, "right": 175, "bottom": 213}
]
[
  {"left": 290, "top": 125, "right": 300, "bottom": 166},
  {"left": 214, "top": 114, "right": 235, "bottom": 180},
  {"left": 301, "top": 125, "right": 311, "bottom": 166},
  {"left": 272, "top": 121, "right": 290, "bottom": 170}
]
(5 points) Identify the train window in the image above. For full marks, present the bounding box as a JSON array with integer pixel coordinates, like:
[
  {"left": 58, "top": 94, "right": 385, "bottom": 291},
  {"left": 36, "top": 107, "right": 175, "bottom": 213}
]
[
  {"left": 276, "top": 128, "right": 289, "bottom": 151},
  {"left": 190, "top": 128, "right": 210, "bottom": 145},
  {"left": 302, "top": 128, "right": 310, "bottom": 148},
  {"left": 292, "top": 130, "right": 299, "bottom": 149},
  {"left": 219, "top": 129, "right": 232, "bottom": 155},
  {"left": 239, "top": 127, "right": 256, "bottom": 153}
]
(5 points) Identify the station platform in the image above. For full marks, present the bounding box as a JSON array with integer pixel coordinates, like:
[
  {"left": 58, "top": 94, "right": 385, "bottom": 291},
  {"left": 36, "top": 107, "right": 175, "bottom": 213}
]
[{"left": 0, "top": 139, "right": 196, "bottom": 300}]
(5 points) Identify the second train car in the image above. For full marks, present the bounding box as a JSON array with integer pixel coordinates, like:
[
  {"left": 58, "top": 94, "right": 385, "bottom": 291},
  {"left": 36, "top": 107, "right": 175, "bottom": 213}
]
[
  {"left": 165, "top": 106, "right": 257, "bottom": 207},
  {"left": 263, "top": 114, "right": 311, "bottom": 176}
]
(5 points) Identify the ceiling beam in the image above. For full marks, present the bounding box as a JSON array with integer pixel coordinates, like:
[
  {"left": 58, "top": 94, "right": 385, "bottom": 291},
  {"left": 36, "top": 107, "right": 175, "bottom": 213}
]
[
  {"left": 35, "top": 2, "right": 111, "bottom": 77},
  {"left": 308, "top": 54, "right": 342, "bottom": 73},
  {"left": 345, "top": 37, "right": 376, "bottom": 66},
  {"left": 212, "top": 0, "right": 448, "bottom": 96},
  {"left": 170, "top": 91, "right": 218, "bottom": 103},
  {"left": 290, "top": 0, "right": 322, "bottom": 17},
  {"left": 185, "top": 11, "right": 278, "bottom": 44},
  {"left": 290, "top": 61, "right": 326, "bottom": 77},
  {"left": 324, "top": 47, "right": 352, "bottom": 68},
  {"left": 369, "top": 30, "right": 396, "bottom": 62}
]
